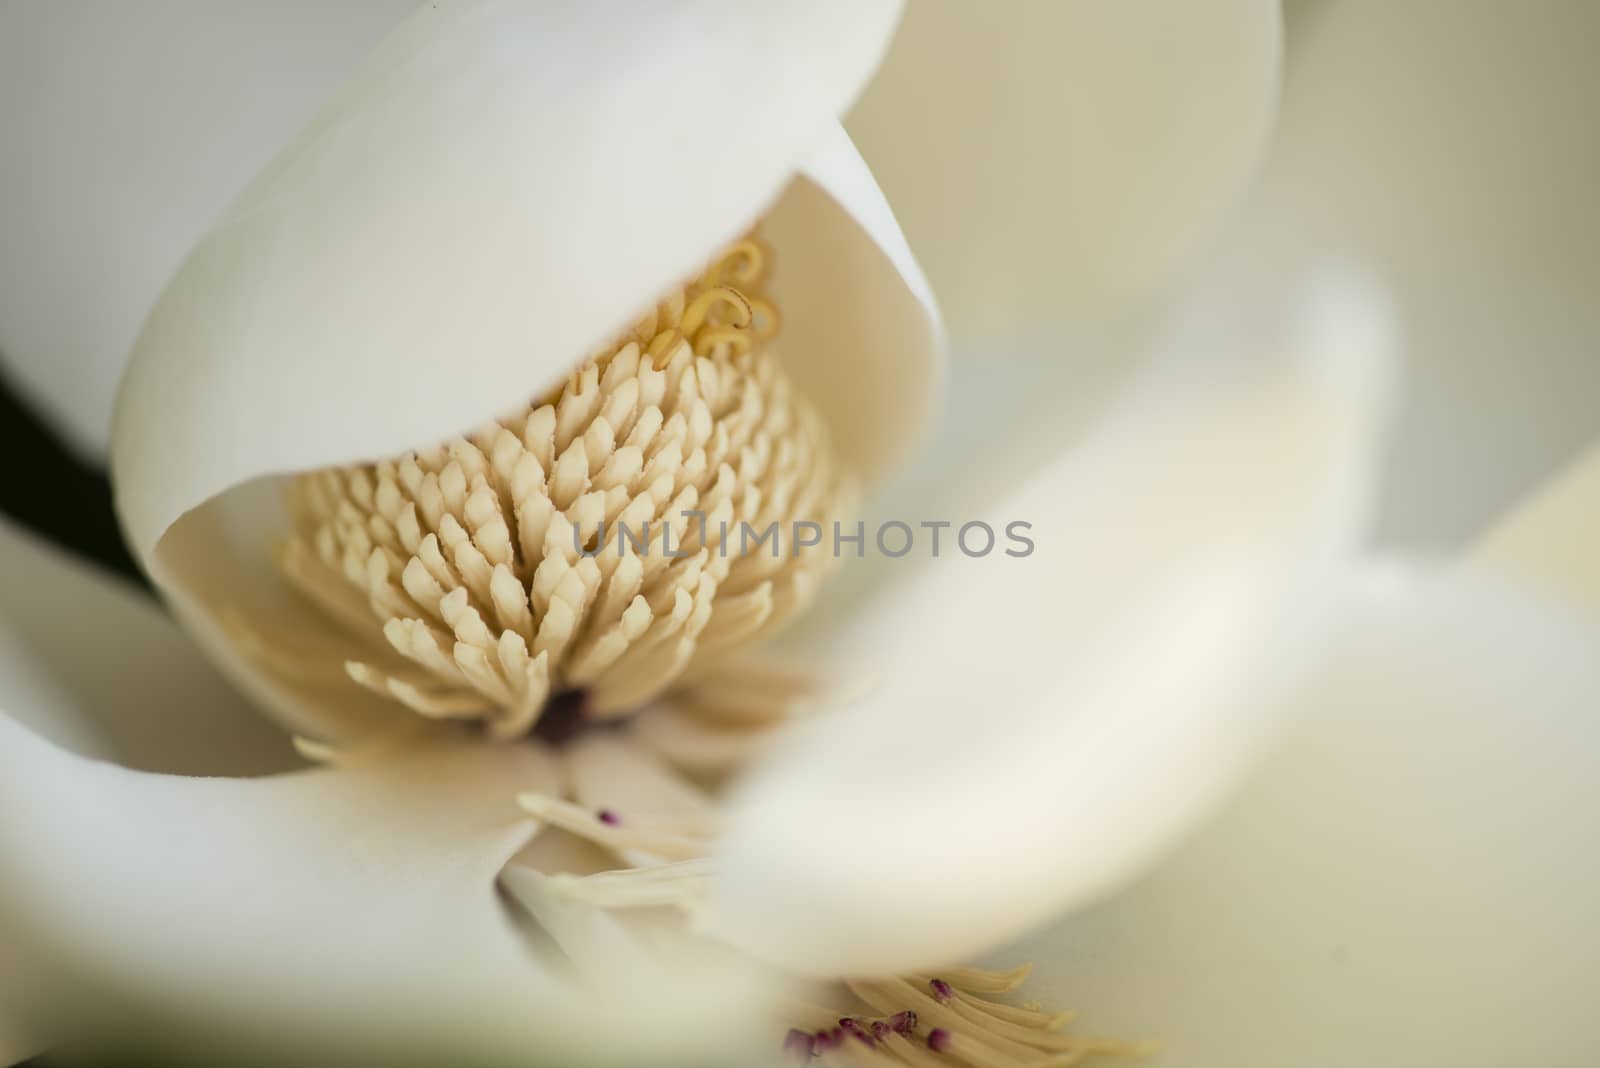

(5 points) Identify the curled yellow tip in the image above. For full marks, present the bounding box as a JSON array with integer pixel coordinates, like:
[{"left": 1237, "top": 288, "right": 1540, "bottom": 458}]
[{"left": 292, "top": 735, "right": 339, "bottom": 764}]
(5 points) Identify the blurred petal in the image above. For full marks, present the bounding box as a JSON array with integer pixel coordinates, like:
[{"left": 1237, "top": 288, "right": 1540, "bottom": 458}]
[
  {"left": 0, "top": 719, "right": 759, "bottom": 1063},
  {"left": 1013, "top": 567, "right": 1600, "bottom": 1065},
  {"left": 1470, "top": 439, "right": 1600, "bottom": 617},
  {"left": 847, "top": 0, "right": 1282, "bottom": 340},
  {"left": 1216, "top": 1, "right": 1600, "bottom": 546},
  {"left": 710, "top": 270, "right": 1395, "bottom": 975},
  {"left": 0, "top": 514, "right": 291, "bottom": 774},
  {"left": 0, "top": 1, "right": 412, "bottom": 455}
]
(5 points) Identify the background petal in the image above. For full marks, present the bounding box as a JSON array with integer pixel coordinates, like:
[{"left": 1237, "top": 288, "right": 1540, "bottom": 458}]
[
  {"left": 0, "top": 0, "right": 412, "bottom": 456},
  {"left": 1011, "top": 567, "right": 1600, "bottom": 1065},
  {"left": 1212, "top": 1, "right": 1600, "bottom": 547},
  {"left": 845, "top": 0, "right": 1283, "bottom": 342},
  {"left": 709, "top": 270, "right": 1395, "bottom": 976},
  {"left": 0, "top": 514, "right": 292, "bottom": 775}
]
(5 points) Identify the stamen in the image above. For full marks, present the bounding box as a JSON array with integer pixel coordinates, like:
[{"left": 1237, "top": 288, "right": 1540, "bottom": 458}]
[
  {"left": 291, "top": 735, "right": 340, "bottom": 764},
  {"left": 517, "top": 793, "right": 709, "bottom": 862},
  {"left": 930, "top": 965, "right": 1035, "bottom": 994},
  {"left": 839, "top": 976, "right": 1151, "bottom": 1068},
  {"left": 541, "top": 858, "right": 714, "bottom": 912},
  {"left": 522, "top": 842, "right": 1146, "bottom": 1067},
  {"left": 279, "top": 230, "right": 852, "bottom": 738}
]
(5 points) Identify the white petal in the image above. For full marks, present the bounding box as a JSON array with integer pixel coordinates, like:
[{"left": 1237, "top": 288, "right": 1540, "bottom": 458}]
[
  {"left": 1219, "top": 2, "right": 1600, "bottom": 546},
  {"left": 846, "top": 0, "right": 1282, "bottom": 340},
  {"left": 108, "top": 3, "right": 940, "bottom": 742},
  {"left": 1470, "top": 439, "right": 1600, "bottom": 617},
  {"left": 0, "top": 515, "right": 291, "bottom": 774},
  {"left": 1012, "top": 568, "right": 1600, "bottom": 1065},
  {"left": 0, "top": 1, "right": 411, "bottom": 456},
  {"left": 708, "top": 270, "right": 1396, "bottom": 975},
  {"left": 777, "top": 122, "right": 944, "bottom": 491},
  {"left": 0, "top": 719, "right": 750, "bottom": 1062}
]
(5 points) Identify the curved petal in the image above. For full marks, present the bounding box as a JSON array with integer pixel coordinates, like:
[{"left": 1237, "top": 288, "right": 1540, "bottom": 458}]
[
  {"left": 1010, "top": 567, "right": 1600, "bottom": 1065},
  {"left": 1218, "top": 2, "right": 1600, "bottom": 546},
  {"left": 845, "top": 0, "right": 1283, "bottom": 341},
  {"left": 0, "top": 515, "right": 291, "bottom": 775},
  {"left": 708, "top": 270, "right": 1396, "bottom": 975},
  {"left": 0, "top": 1, "right": 412, "bottom": 456},
  {"left": 108, "top": 3, "right": 940, "bottom": 744},
  {"left": 113, "top": 0, "right": 925, "bottom": 567},
  {"left": 1470, "top": 438, "right": 1600, "bottom": 617},
  {"left": 0, "top": 720, "right": 766, "bottom": 1064}
]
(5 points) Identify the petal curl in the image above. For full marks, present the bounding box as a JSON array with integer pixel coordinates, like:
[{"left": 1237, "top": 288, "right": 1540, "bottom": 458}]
[
  {"left": 1011, "top": 568, "right": 1600, "bottom": 1065},
  {"left": 709, "top": 270, "right": 1396, "bottom": 975}
]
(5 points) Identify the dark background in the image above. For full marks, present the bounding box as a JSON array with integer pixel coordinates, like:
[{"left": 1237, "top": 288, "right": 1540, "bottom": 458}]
[{"left": 0, "top": 370, "right": 144, "bottom": 590}]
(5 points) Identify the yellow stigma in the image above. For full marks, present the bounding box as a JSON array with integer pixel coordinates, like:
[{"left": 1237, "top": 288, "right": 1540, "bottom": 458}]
[{"left": 281, "top": 233, "right": 852, "bottom": 739}]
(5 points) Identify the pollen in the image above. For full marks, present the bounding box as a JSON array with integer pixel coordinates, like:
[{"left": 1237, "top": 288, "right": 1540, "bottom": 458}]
[{"left": 281, "top": 233, "right": 853, "bottom": 739}]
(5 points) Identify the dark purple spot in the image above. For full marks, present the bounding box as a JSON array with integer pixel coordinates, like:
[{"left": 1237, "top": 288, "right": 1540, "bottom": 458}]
[
  {"left": 530, "top": 689, "right": 596, "bottom": 746},
  {"left": 838, "top": 1018, "right": 864, "bottom": 1034},
  {"left": 870, "top": 1020, "right": 890, "bottom": 1040},
  {"left": 782, "top": 1028, "right": 814, "bottom": 1058},
  {"left": 928, "top": 1028, "right": 952, "bottom": 1053},
  {"left": 597, "top": 808, "right": 620, "bottom": 826},
  {"left": 889, "top": 1010, "right": 917, "bottom": 1034},
  {"left": 930, "top": 978, "right": 955, "bottom": 1002}
]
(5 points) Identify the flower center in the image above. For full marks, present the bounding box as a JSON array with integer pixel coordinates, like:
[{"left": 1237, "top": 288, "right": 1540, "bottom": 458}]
[{"left": 281, "top": 233, "right": 853, "bottom": 739}]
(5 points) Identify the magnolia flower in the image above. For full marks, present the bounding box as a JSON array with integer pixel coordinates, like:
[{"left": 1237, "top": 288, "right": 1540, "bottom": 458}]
[{"left": 2, "top": 3, "right": 1597, "bottom": 1067}]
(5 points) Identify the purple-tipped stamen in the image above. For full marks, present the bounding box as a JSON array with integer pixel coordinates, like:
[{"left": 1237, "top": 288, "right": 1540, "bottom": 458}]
[
  {"left": 890, "top": 1010, "right": 917, "bottom": 1034},
  {"left": 782, "top": 1029, "right": 814, "bottom": 1058},
  {"left": 928, "top": 1027, "right": 952, "bottom": 1053},
  {"left": 597, "top": 808, "right": 620, "bottom": 826},
  {"left": 931, "top": 978, "right": 955, "bottom": 1003}
]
